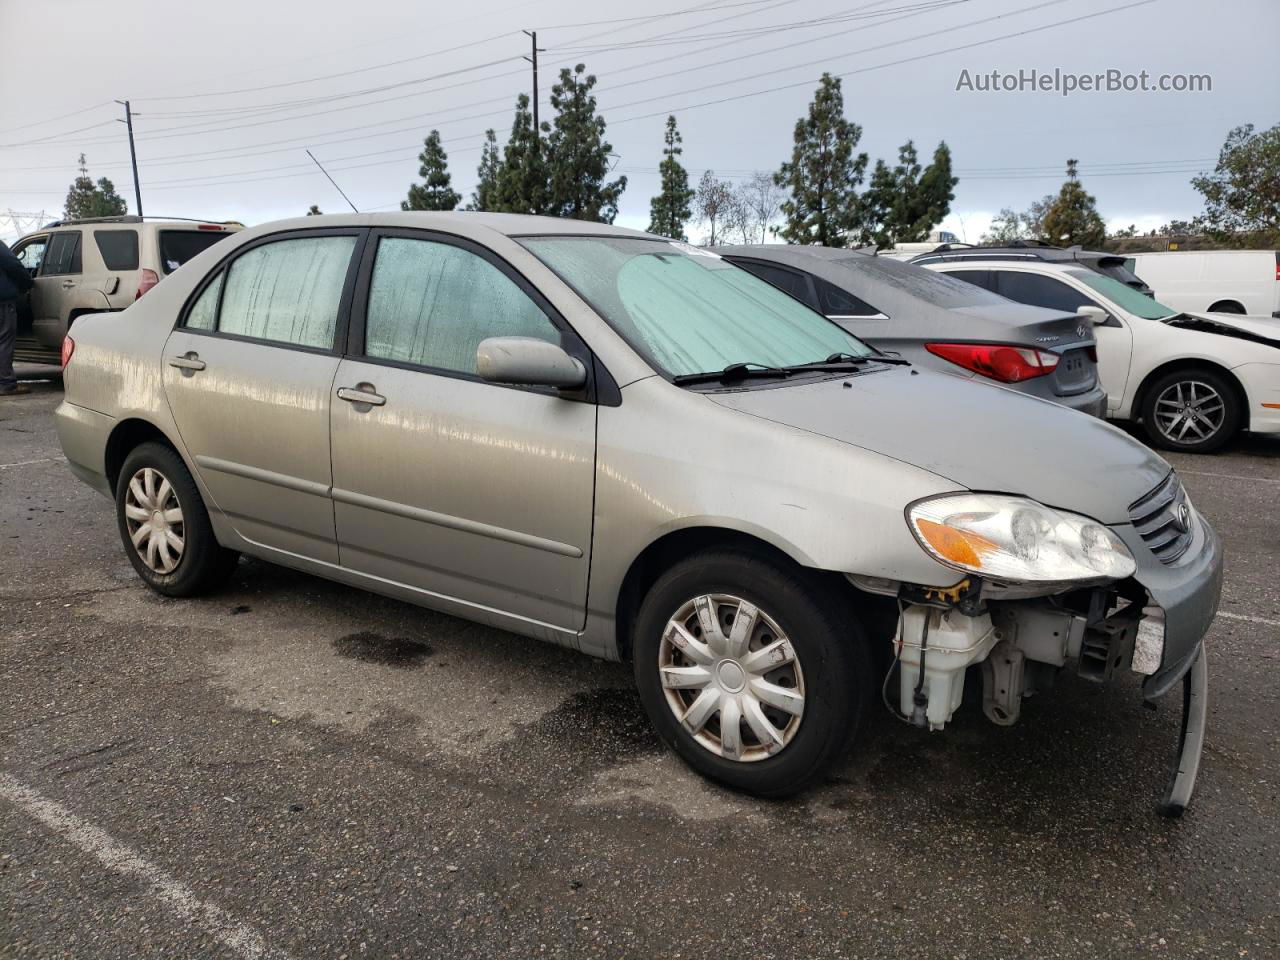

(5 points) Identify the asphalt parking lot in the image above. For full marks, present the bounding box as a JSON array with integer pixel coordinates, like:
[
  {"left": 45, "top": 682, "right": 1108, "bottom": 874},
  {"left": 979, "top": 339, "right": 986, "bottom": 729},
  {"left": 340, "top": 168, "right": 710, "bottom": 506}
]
[{"left": 2, "top": 367, "right": 1277, "bottom": 960}]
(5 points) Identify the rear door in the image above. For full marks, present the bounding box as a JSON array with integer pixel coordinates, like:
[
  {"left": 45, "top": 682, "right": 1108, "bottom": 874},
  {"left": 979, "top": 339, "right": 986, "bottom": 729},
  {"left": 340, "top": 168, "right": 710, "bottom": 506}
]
[
  {"left": 89, "top": 228, "right": 141, "bottom": 308},
  {"left": 329, "top": 230, "right": 597, "bottom": 633},
  {"left": 162, "top": 229, "right": 364, "bottom": 563},
  {"left": 32, "top": 230, "right": 82, "bottom": 349}
]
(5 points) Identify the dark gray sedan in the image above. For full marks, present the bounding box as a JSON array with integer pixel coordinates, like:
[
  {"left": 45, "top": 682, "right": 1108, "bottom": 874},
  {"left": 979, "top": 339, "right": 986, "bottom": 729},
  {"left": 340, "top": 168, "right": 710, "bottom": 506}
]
[{"left": 714, "top": 245, "right": 1107, "bottom": 417}]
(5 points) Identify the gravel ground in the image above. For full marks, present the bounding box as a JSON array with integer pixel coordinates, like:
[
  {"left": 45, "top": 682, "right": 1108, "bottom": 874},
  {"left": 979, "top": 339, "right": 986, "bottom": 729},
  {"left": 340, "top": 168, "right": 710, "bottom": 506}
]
[{"left": 2, "top": 368, "right": 1277, "bottom": 960}]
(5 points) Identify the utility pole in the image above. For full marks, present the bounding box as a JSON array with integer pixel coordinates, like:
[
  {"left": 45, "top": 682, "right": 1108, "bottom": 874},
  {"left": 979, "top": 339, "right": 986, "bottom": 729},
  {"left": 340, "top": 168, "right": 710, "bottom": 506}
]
[
  {"left": 115, "top": 99, "right": 143, "bottom": 217},
  {"left": 522, "top": 30, "right": 545, "bottom": 140}
]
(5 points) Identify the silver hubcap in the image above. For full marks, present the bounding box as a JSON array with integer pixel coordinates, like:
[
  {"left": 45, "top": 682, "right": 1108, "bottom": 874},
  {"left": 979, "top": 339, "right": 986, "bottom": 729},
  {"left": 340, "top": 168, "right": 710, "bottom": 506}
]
[
  {"left": 659, "top": 594, "right": 805, "bottom": 763},
  {"left": 123, "top": 467, "right": 185, "bottom": 574},
  {"left": 1154, "top": 380, "right": 1225, "bottom": 443}
]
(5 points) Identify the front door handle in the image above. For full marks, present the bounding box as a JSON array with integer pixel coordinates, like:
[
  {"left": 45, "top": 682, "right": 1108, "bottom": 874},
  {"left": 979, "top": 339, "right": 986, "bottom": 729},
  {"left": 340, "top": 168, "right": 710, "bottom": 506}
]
[
  {"left": 337, "top": 384, "right": 386, "bottom": 407},
  {"left": 61, "top": 279, "right": 76, "bottom": 288},
  {"left": 168, "top": 353, "right": 206, "bottom": 372}
]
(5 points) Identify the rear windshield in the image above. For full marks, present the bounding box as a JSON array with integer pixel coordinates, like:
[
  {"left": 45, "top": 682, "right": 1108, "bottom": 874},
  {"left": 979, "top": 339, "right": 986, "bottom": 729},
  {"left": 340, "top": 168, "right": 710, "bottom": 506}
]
[
  {"left": 94, "top": 230, "right": 139, "bottom": 271},
  {"left": 159, "top": 230, "right": 231, "bottom": 274},
  {"left": 835, "top": 255, "right": 1009, "bottom": 308}
]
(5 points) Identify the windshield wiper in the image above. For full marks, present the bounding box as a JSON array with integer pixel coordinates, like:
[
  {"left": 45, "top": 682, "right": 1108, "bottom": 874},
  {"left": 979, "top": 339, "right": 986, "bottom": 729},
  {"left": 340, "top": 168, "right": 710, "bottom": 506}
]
[
  {"left": 783, "top": 351, "right": 911, "bottom": 372},
  {"left": 672, "top": 362, "right": 795, "bottom": 386}
]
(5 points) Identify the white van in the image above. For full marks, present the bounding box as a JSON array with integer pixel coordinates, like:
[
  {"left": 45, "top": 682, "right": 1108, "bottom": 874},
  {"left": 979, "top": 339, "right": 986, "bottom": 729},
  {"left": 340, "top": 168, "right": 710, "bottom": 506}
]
[{"left": 1127, "top": 250, "right": 1280, "bottom": 317}]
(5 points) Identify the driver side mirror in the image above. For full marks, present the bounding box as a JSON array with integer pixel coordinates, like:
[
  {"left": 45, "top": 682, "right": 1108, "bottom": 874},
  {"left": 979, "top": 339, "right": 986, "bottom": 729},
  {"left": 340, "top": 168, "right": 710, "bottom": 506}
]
[
  {"left": 476, "top": 336, "right": 587, "bottom": 390},
  {"left": 1077, "top": 305, "right": 1110, "bottom": 325}
]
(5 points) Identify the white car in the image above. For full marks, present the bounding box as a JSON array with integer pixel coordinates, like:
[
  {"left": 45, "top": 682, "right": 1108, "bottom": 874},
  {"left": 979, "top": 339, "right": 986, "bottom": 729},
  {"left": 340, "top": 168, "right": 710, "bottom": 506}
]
[
  {"left": 919, "top": 258, "right": 1280, "bottom": 453},
  {"left": 1126, "top": 250, "right": 1280, "bottom": 318}
]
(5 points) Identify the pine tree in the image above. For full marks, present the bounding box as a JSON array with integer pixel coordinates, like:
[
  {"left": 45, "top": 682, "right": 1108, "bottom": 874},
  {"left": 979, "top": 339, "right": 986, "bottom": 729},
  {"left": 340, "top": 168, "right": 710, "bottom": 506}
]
[
  {"left": 646, "top": 116, "right": 694, "bottom": 239},
  {"left": 855, "top": 155, "right": 904, "bottom": 248},
  {"left": 909, "top": 141, "right": 958, "bottom": 241},
  {"left": 544, "top": 64, "right": 627, "bottom": 223},
  {"left": 306, "top": 204, "right": 323, "bottom": 216},
  {"left": 494, "top": 94, "right": 548, "bottom": 215},
  {"left": 63, "top": 153, "right": 127, "bottom": 220},
  {"left": 1042, "top": 159, "right": 1106, "bottom": 247},
  {"left": 468, "top": 129, "right": 503, "bottom": 211},
  {"left": 855, "top": 141, "right": 957, "bottom": 248},
  {"left": 402, "top": 131, "right": 461, "bottom": 211},
  {"left": 774, "top": 74, "right": 867, "bottom": 246}
]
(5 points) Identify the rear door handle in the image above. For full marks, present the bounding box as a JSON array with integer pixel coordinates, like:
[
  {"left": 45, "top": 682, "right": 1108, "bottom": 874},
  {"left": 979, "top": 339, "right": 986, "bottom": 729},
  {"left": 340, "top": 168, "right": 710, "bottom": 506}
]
[
  {"left": 168, "top": 354, "right": 206, "bottom": 372},
  {"left": 61, "top": 280, "right": 76, "bottom": 288},
  {"left": 337, "top": 385, "right": 386, "bottom": 407}
]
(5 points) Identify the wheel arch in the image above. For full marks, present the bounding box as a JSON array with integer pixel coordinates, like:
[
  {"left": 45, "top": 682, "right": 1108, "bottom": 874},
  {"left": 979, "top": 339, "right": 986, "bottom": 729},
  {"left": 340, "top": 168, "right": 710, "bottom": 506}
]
[
  {"left": 611, "top": 525, "right": 888, "bottom": 664},
  {"left": 1206, "top": 299, "right": 1246, "bottom": 314},
  {"left": 103, "top": 418, "right": 185, "bottom": 495},
  {"left": 1133, "top": 358, "right": 1250, "bottom": 431}
]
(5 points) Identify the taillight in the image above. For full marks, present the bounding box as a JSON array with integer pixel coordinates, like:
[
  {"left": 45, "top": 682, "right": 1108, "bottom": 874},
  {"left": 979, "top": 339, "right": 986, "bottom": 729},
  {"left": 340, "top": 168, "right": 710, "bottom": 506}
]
[
  {"left": 925, "top": 343, "right": 1060, "bottom": 383},
  {"left": 136, "top": 268, "right": 160, "bottom": 300},
  {"left": 1274, "top": 252, "right": 1279, "bottom": 281},
  {"left": 61, "top": 335, "right": 75, "bottom": 368}
]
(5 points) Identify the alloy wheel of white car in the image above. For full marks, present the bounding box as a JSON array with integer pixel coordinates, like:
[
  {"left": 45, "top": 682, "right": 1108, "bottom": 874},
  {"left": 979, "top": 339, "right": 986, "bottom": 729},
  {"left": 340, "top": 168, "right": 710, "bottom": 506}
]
[
  {"left": 659, "top": 593, "right": 805, "bottom": 761},
  {"left": 1152, "top": 379, "right": 1227, "bottom": 446}
]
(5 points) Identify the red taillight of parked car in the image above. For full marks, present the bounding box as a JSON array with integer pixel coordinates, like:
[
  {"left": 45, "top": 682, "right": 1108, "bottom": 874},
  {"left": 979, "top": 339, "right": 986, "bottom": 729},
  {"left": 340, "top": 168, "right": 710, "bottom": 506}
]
[
  {"left": 61, "top": 335, "right": 75, "bottom": 368},
  {"left": 925, "top": 343, "right": 1061, "bottom": 383},
  {"left": 136, "top": 268, "right": 160, "bottom": 300}
]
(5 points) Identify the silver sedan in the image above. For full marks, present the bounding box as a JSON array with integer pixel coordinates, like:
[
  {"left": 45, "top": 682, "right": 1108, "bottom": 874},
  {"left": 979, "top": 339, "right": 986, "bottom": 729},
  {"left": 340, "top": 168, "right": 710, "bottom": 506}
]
[{"left": 55, "top": 213, "right": 1221, "bottom": 810}]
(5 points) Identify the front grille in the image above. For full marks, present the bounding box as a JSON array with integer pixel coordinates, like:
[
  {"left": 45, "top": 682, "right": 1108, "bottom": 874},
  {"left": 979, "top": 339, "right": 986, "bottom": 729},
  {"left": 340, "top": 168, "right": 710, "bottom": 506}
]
[{"left": 1128, "top": 472, "right": 1194, "bottom": 565}]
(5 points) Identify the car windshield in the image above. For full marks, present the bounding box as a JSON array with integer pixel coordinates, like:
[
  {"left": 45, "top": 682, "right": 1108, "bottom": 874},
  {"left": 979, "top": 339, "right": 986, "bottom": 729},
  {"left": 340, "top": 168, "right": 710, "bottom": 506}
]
[
  {"left": 1068, "top": 268, "right": 1176, "bottom": 319},
  {"left": 519, "top": 237, "right": 874, "bottom": 378}
]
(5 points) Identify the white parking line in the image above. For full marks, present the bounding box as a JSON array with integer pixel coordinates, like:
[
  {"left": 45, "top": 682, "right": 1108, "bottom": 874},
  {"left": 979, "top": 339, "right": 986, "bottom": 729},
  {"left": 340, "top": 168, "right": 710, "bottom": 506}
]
[
  {"left": 0, "top": 456, "right": 66, "bottom": 470},
  {"left": 1216, "top": 611, "right": 1280, "bottom": 629},
  {"left": 0, "top": 773, "right": 290, "bottom": 960},
  {"left": 1179, "top": 469, "right": 1280, "bottom": 485}
]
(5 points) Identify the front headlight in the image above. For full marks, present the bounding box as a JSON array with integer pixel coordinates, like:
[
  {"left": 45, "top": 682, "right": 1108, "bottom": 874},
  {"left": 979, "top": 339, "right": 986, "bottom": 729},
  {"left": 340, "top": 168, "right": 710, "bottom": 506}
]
[{"left": 907, "top": 494, "right": 1136, "bottom": 584}]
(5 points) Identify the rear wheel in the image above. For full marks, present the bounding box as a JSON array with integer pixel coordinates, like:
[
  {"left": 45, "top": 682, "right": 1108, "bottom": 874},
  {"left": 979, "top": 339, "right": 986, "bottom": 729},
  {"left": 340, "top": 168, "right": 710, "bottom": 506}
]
[
  {"left": 1140, "top": 368, "right": 1241, "bottom": 454},
  {"left": 632, "top": 549, "right": 870, "bottom": 798},
  {"left": 115, "top": 442, "right": 238, "bottom": 596}
]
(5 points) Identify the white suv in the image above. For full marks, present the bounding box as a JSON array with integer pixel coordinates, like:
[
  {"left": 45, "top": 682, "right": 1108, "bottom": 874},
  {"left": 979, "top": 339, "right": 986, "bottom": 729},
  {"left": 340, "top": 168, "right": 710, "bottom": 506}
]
[
  {"left": 10, "top": 216, "right": 241, "bottom": 365},
  {"left": 917, "top": 257, "right": 1280, "bottom": 453}
]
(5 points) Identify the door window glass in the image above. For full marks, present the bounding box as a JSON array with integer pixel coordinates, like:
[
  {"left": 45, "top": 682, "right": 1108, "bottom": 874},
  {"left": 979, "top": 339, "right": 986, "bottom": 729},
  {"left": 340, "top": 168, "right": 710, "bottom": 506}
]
[
  {"left": 14, "top": 237, "right": 47, "bottom": 272},
  {"left": 40, "top": 232, "right": 82, "bottom": 276},
  {"left": 94, "top": 230, "right": 140, "bottom": 271},
  {"left": 364, "top": 237, "right": 560, "bottom": 375},
  {"left": 943, "top": 269, "right": 996, "bottom": 292},
  {"left": 185, "top": 273, "right": 223, "bottom": 331},
  {"left": 734, "top": 260, "right": 817, "bottom": 308},
  {"left": 994, "top": 271, "right": 1099, "bottom": 313},
  {"left": 813, "top": 276, "right": 881, "bottom": 316},
  {"left": 218, "top": 236, "right": 355, "bottom": 348}
]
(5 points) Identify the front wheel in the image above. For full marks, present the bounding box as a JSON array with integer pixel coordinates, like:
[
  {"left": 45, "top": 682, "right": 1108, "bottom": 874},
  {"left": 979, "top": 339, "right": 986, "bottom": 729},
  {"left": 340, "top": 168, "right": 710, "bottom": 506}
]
[
  {"left": 115, "top": 442, "right": 239, "bottom": 596},
  {"left": 632, "top": 549, "right": 870, "bottom": 798},
  {"left": 1140, "top": 368, "right": 1241, "bottom": 454}
]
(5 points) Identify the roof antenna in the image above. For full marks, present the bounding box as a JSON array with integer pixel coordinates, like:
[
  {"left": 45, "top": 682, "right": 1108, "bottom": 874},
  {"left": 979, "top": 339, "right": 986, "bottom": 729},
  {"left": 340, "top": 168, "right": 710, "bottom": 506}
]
[{"left": 306, "top": 150, "right": 359, "bottom": 213}]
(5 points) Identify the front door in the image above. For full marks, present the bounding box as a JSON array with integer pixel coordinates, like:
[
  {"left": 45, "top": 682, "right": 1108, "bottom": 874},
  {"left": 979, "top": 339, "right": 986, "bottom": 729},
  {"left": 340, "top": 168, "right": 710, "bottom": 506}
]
[
  {"left": 330, "top": 232, "right": 597, "bottom": 633},
  {"left": 32, "top": 230, "right": 81, "bottom": 348},
  {"left": 162, "top": 230, "right": 363, "bottom": 563}
]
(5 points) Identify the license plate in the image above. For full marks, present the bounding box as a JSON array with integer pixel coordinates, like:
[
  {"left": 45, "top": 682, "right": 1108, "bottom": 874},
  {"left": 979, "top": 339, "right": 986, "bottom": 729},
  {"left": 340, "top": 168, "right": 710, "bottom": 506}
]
[{"left": 1063, "top": 356, "right": 1083, "bottom": 374}]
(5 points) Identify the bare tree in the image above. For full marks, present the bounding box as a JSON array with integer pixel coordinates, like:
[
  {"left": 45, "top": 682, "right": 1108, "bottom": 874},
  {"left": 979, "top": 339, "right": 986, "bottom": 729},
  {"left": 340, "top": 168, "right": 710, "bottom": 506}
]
[
  {"left": 738, "top": 172, "right": 783, "bottom": 243},
  {"left": 694, "top": 170, "right": 735, "bottom": 245}
]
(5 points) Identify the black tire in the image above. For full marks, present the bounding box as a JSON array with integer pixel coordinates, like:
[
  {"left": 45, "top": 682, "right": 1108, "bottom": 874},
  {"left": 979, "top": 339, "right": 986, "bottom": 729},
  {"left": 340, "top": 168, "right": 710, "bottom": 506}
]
[
  {"left": 632, "top": 549, "right": 871, "bottom": 798},
  {"left": 1207, "top": 301, "right": 1245, "bottom": 315},
  {"left": 115, "top": 441, "right": 239, "bottom": 596},
  {"left": 1140, "top": 367, "right": 1241, "bottom": 454}
]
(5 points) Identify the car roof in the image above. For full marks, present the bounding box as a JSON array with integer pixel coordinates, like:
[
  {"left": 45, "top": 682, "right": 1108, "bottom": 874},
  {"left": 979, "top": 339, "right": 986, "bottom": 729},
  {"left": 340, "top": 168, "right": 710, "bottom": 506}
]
[
  {"left": 241, "top": 211, "right": 653, "bottom": 241},
  {"left": 908, "top": 242, "right": 1126, "bottom": 267},
  {"left": 712, "top": 243, "right": 870, "bottom": 265}
]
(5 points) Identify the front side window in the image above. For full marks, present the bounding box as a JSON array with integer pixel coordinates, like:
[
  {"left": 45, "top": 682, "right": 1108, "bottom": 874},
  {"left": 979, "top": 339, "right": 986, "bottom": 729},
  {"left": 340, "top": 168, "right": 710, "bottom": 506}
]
[
  {"left": 14, "top": 236, "right": 47, "bottom": 271},
  {"left": 40, "top": 232, "right": 81, "bottom": 276},
  {"left": 364, "top": 237, "right": 559, "bottom": 375},
  {"left": 1068, "top": 269, "right": 1176, "bottom": 319},
  {"left": 217, "top": 235, "right": 355, "bottom": 348},
  {"left": 94, "top": 230, "right": 140, "bottom": 271},
  {"left": 520, "top": 237, "right": 873, "bottom": 378}
]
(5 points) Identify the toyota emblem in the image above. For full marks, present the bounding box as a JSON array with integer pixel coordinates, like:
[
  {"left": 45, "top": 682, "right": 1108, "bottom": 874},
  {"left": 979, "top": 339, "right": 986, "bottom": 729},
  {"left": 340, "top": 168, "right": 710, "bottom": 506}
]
[{"left": 1174, "top": 501, "right": 1192, "bottom": 533}]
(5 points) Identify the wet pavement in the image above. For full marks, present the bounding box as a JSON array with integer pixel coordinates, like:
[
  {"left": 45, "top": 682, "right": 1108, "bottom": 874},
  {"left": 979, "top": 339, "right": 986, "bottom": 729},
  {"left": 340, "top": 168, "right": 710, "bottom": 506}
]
[{"left": 2, "top": 370, "right": 1278, "bottom": 959}]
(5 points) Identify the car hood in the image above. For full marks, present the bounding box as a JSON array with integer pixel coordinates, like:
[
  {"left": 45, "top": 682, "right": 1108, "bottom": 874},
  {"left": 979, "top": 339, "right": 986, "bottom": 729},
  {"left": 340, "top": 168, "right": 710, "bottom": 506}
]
[
  {"left": 707, "top": 366, "right": 1168, "bottom": 524},
  {"left": 1175, "top": 312, "right": 1280, "bottom": 348}
]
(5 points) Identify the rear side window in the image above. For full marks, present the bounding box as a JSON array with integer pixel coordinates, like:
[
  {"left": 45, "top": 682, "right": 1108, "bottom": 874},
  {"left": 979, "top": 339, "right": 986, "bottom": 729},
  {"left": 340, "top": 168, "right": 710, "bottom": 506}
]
[
  {"left": 944, "top": 269, "right": 996, "bottom": 291},
  {"left": 216, "top": 236, "right": 356, "bottom": 349},
  {"left": 40, "top": 232, "right": 81, "bottom": 276},
  {"left": 734, "top": 261, "right": 818, "bottom": 309},
  {"left": 364, "top": 237, "right": 559, "bottom": 375},
  {"left": 94, "top": 230, "right": 140, "bottom": 271},
  {"left": 994, "top": 271, "right": 1097, "bottom": 313},
  {"left": 812, "top": 276, "right": 881, "bottom": 316},
  {"left": 159, "top": 230, "right": 232, "bottom": 274}
]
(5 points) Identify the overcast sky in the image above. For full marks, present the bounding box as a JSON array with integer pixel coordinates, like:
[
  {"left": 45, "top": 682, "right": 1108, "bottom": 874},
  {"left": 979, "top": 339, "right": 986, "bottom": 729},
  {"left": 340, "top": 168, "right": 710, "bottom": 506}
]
[{"left": 2, "top": 0, "right": 1277, "bottom": 244}]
